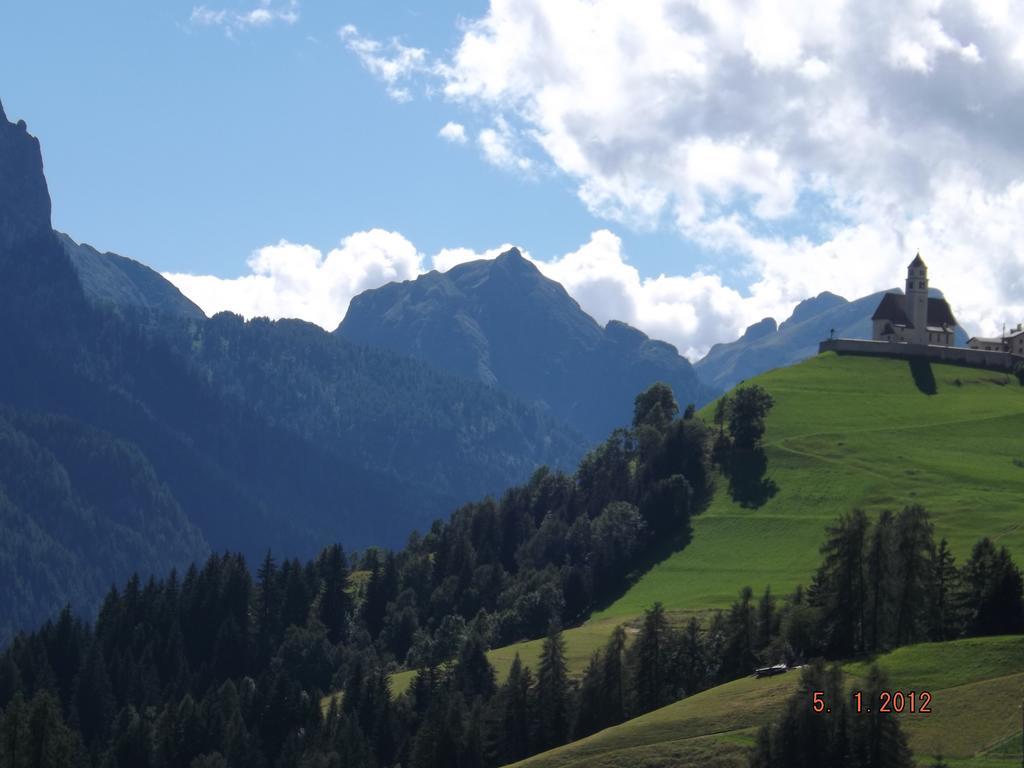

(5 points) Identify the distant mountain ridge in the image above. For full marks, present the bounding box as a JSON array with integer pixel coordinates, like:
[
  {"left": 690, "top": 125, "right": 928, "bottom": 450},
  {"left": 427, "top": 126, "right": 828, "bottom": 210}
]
[
  {"left": 58, "top": 232, "right": 206, "bottom": 320},
  {"left": 338, "top": 250, "right": 717, "bottom": 441},
  {"left": 695, "top": 289, "right": 970, "bottom": 391}
]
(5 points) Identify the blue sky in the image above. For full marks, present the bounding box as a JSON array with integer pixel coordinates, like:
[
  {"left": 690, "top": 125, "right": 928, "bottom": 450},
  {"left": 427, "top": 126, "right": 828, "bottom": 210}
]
[
  {"left": 0, "top": 0, "right": 691, "bottom": 278},
  {"left": 3, "top": 1, "right": 1023, "bottom": 357}
]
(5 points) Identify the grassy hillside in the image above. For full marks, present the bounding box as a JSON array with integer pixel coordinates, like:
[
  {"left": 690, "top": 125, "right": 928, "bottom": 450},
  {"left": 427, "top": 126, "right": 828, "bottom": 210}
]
[
  {"left": 595, "top": 352, "right": 1024, "bottom": 621},
  {"left": 510, "top": 635, "right": 1024, "bottom": 768},
  {"left": 327, "top": 351, "right": 1024, "bottom": 708}
]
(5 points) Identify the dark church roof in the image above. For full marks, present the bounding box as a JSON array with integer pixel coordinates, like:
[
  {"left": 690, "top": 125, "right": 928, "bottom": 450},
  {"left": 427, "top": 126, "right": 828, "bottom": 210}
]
[
  {"left": 927, "top": 297, "right": 957, "bottom": 327},
  {"left": 872, "top": 292, "right": 957, "bottom": 329},
  {"left": 909, "top": 253, "right": 926, "bottom": 268},
  {"left": 872, "top": 293, "right": 912, "bottom": 325}
]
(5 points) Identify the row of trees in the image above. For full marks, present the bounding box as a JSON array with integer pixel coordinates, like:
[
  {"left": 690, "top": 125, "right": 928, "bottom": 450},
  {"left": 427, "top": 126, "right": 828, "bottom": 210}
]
[
  {"left": 804, "top": 506, "right": 1023, "bottom": 659},
  {"left": 750, "top": 662, "right": 914, "bottom": 768}
]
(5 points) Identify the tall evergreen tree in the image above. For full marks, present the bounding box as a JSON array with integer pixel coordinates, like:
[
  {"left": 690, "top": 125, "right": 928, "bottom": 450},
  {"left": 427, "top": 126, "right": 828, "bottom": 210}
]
[
  {"left": 535, "top": 625, "right": 570, "bottom": 751},
  {"left": 254, "top": 551, "right": 282, "bottom": 663},
  {"left": 452, "top": 632, "right": 496, "bottom": 702},
  {"left": 811, "top": 509, "right": 869, "bottom": 655},
  {"left": 866, "top": 510, "right": 895, "bottom": 652},
  {"left": 633, "top": 602, "right": 675, "bottom": 713},
  {"left": 489, "top": 654, "right": 533, "bottom": 765},
  {"left": 962, "top": 538, "right": 1024, "bottom": 635},
  {"left": 893, "top": 505, "right": 935, "bottom": 645},
  {"left": 930, "top": 538, "right": 961, "bottom": 640},
  {"left": 316, "top": 545, "right": 351, "bottom": 645},
  {"left": 599, "top": 626, "right": 627, "bottom": 727}
]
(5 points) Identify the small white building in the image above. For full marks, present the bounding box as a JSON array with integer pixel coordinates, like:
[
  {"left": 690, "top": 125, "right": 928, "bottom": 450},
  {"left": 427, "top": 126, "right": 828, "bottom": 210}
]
[
  {"left": 871, "top": 254, "right": 958, "bottom": 346},
  {"left": 969, "top": 323, "right": 1024, "bottom": 355}
]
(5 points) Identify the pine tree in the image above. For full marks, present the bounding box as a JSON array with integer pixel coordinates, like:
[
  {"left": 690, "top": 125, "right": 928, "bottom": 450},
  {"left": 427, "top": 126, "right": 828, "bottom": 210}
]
[
  {"left": 572, "top": 652, "right": 605, "bottom": 739},
  {"left": 254, "top": 550, "right": 282, "bottom": 662},
  {"left": 633, "top": 602, "right": 674, "bottom": 713},
  {"left": 491, "top": 655, "right": 533, "bottom": 764},
  {"left": 535, "top": 625, "right": 570, "bottom": 750},
  {"left": 452, "top": 632, "right": 496, "bottom": 701},
  {"left": 866, "top": 510, "right": 895, "bottom": 652},
  {"left": 316, "top": 545, "right": 351, "bottom": 645},
  {"left": 930, "top": 538, "right": 961, "bottom": 640},
  {"left": 850, "top": 665, "right": 913, "bottom": 768},
  {"left": 893, "top": 505, "right": 935, "bottom": 645},
  {"left": 599, "top": 626, "right": 627, "bottom": 726},
  {"left": 755, "top": 586, "right": 777, "bottom": 654},
  {"left": 811, "top": 509, "right": 869, "bottom": 655},
  {"left": 676, "top": 617, "right": 709, "bottom": 696}
]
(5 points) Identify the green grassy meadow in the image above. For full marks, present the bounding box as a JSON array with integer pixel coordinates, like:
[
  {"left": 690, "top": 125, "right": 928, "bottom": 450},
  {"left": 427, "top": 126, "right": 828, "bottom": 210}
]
[
  {"left": 595, "top": 352, "right": 1024, "bottom": 620},
  {"left": 495, "top": 353, "right": 1024, "bottom": 686},
  {"left": 509, "top": 635, "right": 1024, "bottom": 768}
]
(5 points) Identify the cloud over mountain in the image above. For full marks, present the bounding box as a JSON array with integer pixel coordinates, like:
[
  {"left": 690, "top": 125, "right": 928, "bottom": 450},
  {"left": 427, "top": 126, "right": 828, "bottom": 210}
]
[{"left": 337, "top": 0, "right": 1024, "bottom": 340}]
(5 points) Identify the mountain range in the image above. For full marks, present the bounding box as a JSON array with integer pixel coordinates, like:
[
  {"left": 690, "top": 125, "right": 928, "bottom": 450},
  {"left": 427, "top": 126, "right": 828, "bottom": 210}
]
[
  {"left": 695, "top": 289, "right": 971, "bottom": 392},
  {"left": 338, "top": 252, "right": 717, "bottom": 441},
  {"left": 0, "top": 100, "right": 585, "bottom": 642}
]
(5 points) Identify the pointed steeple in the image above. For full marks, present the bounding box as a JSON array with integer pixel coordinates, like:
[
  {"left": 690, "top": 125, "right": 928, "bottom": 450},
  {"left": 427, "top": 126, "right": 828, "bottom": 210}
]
[{"left": 908, "top": 251, "right": 926, "bottom": 269}]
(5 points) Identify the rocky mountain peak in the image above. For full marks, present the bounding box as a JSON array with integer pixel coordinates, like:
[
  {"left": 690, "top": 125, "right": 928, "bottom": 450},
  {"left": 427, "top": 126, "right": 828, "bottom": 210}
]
[
  {"left": 741, "top": 317, "right": 778, "bottom": 341},
  {"left": 0, "top": 100, "right": 52, "bottom": 252}
]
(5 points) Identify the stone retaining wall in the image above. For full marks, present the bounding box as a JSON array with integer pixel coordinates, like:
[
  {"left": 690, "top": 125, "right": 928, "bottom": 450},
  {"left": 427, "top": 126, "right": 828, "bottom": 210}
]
[{"left": 818, "top": 338, "right": 1024, "bottom": 372}]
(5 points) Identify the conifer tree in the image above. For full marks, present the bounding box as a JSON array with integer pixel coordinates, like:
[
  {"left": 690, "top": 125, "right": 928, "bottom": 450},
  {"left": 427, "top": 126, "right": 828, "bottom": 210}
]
[
  {"left": 491, "top": 654, "right": 533, "bottom": 764},
  {"left": 535, "top": 625, "right": 570, "bottom": 750},
  {"left": 633, "top": 602, "right": 674, "bottom": 713},
  {"left": 452, "top": 632, "right": 496, "bottom": 701},
  {"left": 866, "top": 510, "right": 895, "bottom": 652},
  {"left": 811, "top": 509, "right": 869, "bottom": 655},
  {"left": 316, "top": 545, "right": 351, "bottom": 645},
  {"left": 930, "top": 538, "right": 961, "bottom": 640},
  {"left": 893, "top": 505, "right": 935, "bottom": 645},
  {"left": 254, "top": 550, "right": 282, "bottom": 662}
]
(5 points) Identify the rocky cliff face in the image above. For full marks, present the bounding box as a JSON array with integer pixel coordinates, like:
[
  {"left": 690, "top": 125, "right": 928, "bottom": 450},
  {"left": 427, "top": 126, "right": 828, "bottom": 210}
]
[{"left": 0, "top": 99, "right": 52, "bottom": 253}]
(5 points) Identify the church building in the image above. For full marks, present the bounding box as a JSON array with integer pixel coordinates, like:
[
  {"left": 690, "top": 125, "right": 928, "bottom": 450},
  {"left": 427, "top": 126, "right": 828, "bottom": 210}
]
[{"left": 871, "top": 254, "right": 958, "bottom": 346}]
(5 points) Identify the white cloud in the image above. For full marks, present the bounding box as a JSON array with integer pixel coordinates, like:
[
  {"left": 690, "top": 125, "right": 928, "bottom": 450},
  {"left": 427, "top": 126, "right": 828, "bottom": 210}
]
[
  {"left": 190, "top": 0, "right": 298, "bottom": 33},
  {"left": 478, "top": 117, "right": 532, "bottom": 172},
  {"left": 340, "top": 25, "right": 430, "bottom": 102},
  {"left": 165, "top": 230, "right": 424, "bottom": 331},
  {"left": 439, "top": 121, "right": 468, "bottom": 143},
  {"left": 431, "top": 243, "right": 516, "bottom": 273},
  {"left": 335, "top": 0, "right": 1024, "bottom": 348}
]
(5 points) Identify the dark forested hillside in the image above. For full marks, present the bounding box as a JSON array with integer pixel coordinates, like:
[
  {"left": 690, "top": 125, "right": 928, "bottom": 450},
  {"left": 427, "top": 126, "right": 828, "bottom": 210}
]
[
  {"left": 337, "top": 249, "right": 717, "bottom": 441},
  {"left": 0, "top": 408, "right": 209, "bottom": 645},
  {"left": 161, "top": 311, "right": 584, "bottom": 506},
  {"left": 0, "top": 100, "right": 586, "bottom": 642},
  {"left": 0, "top": 380, "right": 720, "bottom": 768}
]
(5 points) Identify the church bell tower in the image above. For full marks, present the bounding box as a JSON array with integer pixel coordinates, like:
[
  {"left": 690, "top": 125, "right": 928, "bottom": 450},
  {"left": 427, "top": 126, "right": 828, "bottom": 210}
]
[{"left": 906, "top": 253, "right": 929, "bottom": 344}]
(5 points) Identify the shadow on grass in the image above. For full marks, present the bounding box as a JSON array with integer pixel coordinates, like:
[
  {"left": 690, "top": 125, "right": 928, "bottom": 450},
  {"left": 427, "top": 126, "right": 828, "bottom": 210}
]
[
  {"left": 909, "top": 358, "right": 937, "bottom": 395},
  {"left": 726, "top": 447, "right": 779, "bottom": 508},
  {"left": 589, "top": 516, "right": 695, "bottom": 617}
]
